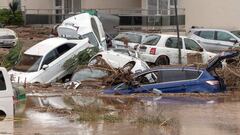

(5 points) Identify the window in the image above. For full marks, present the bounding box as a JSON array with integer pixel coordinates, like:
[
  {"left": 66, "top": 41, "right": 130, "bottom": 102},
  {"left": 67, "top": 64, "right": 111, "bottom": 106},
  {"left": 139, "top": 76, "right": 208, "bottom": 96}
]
[
  {"left": 42, "top": 50, "right": 58, "bottom": 66},
  {"left": 56, "top": 43, "right": 76, "bottom": 56},
  {"left": 0, "top": 71, "right": 6, "bottom": 91},
  {"left": 55, "top": 0, "right": 62, "bottom": 6},
  {"left": 82, "top": 32, "right": 99, "bottom": 47},
  {"left": 142, "top": 35, "right": 161, "bottom": 46},
  {"left": 13, "top": 54, "right": 43, "bottom": 72},
  {"left": 194, "top": 31, "right": 200, "bottom": 36},
  {"left": 199, "top": 31, "right": 215, "bottom": 40},
  {"left": 231, "top": 31, "right": 240, "bottom": 38},
  {"left": 91, "top": 18, "right": 101, "bottom": 42},
  {"left": 184, "top": 38, "right": 202, "bottom": 51},
  {"left": 135, "top": 72, "right": 159, "bottom": 85},
  {"left": 114, "top": 33, "right": 142, "bottom": 44},
  {"left": 159, "top": 70, "right": 201, "bottom": 82},
  {"left": 165, "top": 37, "right": 183, "bottom": 49},
  {"left": 216, "top": 31, "right": 235, "bottom": 42}
]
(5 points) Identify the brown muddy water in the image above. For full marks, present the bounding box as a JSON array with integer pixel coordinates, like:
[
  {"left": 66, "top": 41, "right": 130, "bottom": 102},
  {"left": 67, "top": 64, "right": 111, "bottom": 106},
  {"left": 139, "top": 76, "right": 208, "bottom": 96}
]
[{"left": 1, "top": 92, "right": 240, "bottom": 135}]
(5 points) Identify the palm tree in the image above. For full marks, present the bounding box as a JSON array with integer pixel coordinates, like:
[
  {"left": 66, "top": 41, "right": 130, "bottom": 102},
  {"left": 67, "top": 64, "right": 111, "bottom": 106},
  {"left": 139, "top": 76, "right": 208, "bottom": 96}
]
[{"left": 9, "top": 0, "right": 19, "bottom": 16}]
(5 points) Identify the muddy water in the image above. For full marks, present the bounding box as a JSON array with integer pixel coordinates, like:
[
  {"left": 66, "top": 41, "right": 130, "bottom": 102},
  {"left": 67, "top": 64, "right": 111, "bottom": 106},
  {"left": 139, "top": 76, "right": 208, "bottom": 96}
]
[{"left": 3, "top": 94, "right": 240, "bottom": 135}]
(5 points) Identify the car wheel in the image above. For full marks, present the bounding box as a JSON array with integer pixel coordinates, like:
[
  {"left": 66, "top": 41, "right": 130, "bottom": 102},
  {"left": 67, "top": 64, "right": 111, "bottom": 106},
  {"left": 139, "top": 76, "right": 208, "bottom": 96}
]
[
  {"left": 155, "top": 56, "right": 169, "bottom": 66},
  {"left": 0, "top": 110, "right": 6, "bottom": 121}
]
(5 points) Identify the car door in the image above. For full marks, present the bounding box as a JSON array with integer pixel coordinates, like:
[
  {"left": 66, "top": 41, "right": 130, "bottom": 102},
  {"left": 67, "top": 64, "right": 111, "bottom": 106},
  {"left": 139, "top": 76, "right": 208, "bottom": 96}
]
[
  {"left": 215, "top": 31, "right": 236, "bottom": 50},
  {"left": 37, "top": 49, "right": 59, "bottom": 83},
  {"left": 38, "top": 44, "right": 76, "bottom": 83},
  {"left": 197, "top": 31, "right": 216, "bottom": 52},
  {"left": 164, "top": 37, "right": 184, "bottom": 64},
  {"left": 133, "top": 69, "right": 187, "bottom": 93}
]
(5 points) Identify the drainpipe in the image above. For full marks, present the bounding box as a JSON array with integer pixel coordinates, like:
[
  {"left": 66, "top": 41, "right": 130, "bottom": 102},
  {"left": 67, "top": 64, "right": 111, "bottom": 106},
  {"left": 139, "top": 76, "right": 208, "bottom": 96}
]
[{"left": 174, "top": 0, "right": 181, "bottom": 64}]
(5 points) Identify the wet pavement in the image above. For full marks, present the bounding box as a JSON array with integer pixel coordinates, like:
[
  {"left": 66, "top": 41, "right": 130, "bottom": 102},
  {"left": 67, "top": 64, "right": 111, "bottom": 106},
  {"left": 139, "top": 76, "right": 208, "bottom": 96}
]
[{"left": 1, "top": 92, "right": 240, "bottom": 135}]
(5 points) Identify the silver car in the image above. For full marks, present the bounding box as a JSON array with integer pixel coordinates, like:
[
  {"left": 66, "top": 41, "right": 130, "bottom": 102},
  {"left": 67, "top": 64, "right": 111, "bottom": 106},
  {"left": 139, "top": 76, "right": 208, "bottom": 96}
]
[
  {"left": 188, "top": 28, "right": 240, "bottom": 52},
  {"left": 0, "top": 28, "right": 18, "bottom": 48}
]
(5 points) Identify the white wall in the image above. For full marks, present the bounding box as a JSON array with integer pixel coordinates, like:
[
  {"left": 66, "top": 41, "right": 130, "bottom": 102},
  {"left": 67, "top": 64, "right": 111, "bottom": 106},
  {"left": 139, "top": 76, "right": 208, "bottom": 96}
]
[
  {"left": 183, "top": 0, "right": 240, "bottom": 31},
  {"left": 0, "top": 0, "right": 15, "bottom": 8},
  {"left": 81, "top": 0, "right": 141, "bottom": 9}
]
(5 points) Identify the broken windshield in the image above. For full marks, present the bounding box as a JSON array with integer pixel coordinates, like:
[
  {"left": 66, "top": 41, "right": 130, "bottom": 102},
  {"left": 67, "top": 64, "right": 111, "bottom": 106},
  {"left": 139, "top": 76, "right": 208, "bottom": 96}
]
[
  {"left": 13, "top": 54, "right": 42, "bottom": 72},
  {"left": 114, "top": 33, "right": 142, "bottom": 44}
]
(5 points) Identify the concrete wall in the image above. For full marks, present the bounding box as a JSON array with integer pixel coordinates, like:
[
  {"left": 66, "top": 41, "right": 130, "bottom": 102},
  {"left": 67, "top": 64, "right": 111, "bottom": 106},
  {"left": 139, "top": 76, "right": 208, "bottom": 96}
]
[
  {"left": 0, "top": 0, "right": 15, "bottom": 8},
  {"left": 81, "top": 0, "right": 141, "bottom": 9},
  {"left": 183, "top": 0, "right": 240, "bottom": 31}
]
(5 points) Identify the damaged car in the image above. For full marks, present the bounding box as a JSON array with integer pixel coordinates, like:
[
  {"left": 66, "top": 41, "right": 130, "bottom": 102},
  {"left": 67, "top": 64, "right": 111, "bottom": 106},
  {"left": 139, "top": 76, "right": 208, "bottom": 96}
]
[
  {"left": 89, "top": 50, "right": 150, "bottom": 73},
  {"left": 104, "top": 51, "right": 239, "bottom": 94},
  {"left": 9, "top": 37, "right": 93, "bottom": 84},
  {"left": 137, "top": 34, "right": 216, "bottom": 65}
]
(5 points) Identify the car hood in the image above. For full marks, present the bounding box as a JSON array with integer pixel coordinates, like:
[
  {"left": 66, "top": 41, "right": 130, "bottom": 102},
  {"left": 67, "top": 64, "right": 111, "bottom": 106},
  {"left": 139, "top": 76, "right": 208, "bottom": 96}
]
[
  {"left": 207, "top": 51, "right": 239, "bottom": 71},
  {"left": 8, "top": 70, "right": 39, "bottom": 84}
]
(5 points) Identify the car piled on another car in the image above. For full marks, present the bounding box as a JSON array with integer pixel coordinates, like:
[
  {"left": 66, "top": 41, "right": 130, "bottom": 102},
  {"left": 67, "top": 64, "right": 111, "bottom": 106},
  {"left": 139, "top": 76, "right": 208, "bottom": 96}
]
[
  {"left": 104, "top": 51, "right": 239, "bottom": 95},
  {"left": 137, "top": 34, "right": 216, "bottom": 66},
  {"left": 9, "top": 37, "right": 93, "bottom": 84}
]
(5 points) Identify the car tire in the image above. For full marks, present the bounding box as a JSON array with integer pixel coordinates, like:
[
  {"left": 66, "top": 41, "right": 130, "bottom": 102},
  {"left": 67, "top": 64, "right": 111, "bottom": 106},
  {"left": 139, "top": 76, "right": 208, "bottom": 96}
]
[
  {"left": 155, "top": 56, "right": 169, "bottom": 66},
  {"left": 0, "top": 110, "right": 6, "bottom": 121}
]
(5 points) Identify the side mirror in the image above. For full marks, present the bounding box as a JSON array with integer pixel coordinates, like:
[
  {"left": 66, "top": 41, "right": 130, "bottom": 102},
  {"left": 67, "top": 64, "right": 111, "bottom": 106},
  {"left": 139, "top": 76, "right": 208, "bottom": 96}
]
[
  {"left": 130, "top": 81, "right": 140, "bottom": 88},
  {"left": 42, "top": 65, "right": 49, "bottom": 70},
  {"left": 229, "top": 38, "right": 238, "bottom": 44},
  {"left": 198, "top": 48, "right": 204, "bottom": 52}
]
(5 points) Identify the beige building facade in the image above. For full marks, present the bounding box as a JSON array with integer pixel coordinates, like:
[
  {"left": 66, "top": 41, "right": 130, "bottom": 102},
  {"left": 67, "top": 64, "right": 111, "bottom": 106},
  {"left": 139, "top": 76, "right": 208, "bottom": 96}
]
[{"left": 182, "top": 0, "right": 240, "bottom": 31}]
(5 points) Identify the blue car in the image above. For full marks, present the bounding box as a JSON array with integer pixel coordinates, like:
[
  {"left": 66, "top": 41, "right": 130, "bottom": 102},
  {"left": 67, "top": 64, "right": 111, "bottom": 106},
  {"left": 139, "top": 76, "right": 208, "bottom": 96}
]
[{"left": 104, "top": 51, "right": 239, "bottom": 94}]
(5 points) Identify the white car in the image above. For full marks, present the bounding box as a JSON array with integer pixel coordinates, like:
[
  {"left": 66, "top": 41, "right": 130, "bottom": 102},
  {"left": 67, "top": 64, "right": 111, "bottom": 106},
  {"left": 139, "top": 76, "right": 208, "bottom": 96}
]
[
  {"left": 0, "top": 28, "right": 18, "bottom": 48},
  {"left": 188, "top": 28, "right": 240, "bottom": 52},
  {"left": 9, "top": 37, "right": 93, "bottom": 84},
  {"left": 112, "top": 32, "right": 148, "bottom": 49},
  {"left": 57, "top": 13, "right": 107, "bottom": 51},
  {"left": 89, "top": 50, "right": 150, "bottom": 73},
  {"left": 137, "top": 34, "right": 216, "bottom": 65},
  {"left": 0, "top": 67, "right": 14, "bottom": 134}
]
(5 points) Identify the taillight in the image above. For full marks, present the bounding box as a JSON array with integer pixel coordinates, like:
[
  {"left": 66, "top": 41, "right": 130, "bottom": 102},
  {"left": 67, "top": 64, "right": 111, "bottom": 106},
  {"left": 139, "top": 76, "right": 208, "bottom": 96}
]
[
  {"left": 150, "top": 48, "right": 156, "bottom": 55},
  {"left": 206, "top": 80, "right": 219, "bottom": 85}
]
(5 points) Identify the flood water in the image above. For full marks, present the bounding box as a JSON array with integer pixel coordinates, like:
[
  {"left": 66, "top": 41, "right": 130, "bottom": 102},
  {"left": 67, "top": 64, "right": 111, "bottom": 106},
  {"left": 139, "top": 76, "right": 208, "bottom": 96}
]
[{"left": 1, "top": 92, "right": 240, "bottom": 135}]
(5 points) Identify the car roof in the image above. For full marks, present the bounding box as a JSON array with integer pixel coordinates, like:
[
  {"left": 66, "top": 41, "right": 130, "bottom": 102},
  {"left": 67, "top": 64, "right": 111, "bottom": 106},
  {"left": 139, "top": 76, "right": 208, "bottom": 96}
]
[
  {"left": 0, "top": 28, "right": 16, "bottom": 36},
  {"left": 190, "top": 28, "right": 238, "bottom": 32},
  {"left": 24, "top": 37, "right": 72, "bottom": 56},
  {"left": 134, "top": 66, "right": 204, "bottom": 76},
  {"left": 119, "top": 31, "right": 148, "bottom": 36},
  {"left": 153, "top": 33, "right": 187, "bottom": 38}
]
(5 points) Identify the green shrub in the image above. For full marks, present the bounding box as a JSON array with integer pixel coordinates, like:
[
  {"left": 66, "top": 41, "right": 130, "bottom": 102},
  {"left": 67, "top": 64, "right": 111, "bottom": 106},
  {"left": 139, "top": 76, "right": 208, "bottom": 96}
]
[
  {"left": 2, "top": 42, "right": 22, "bottom": 69},
  {"left": 0, "top": 9, "right": 24, "bottom": 25}
]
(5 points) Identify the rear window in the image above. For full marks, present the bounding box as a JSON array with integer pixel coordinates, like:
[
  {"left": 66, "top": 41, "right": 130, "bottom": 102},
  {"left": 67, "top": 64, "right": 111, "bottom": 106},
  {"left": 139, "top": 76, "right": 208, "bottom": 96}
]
[
  {"left": 160, "top": 70, "right": 201, "bottom": 82},
  {"left": 165, "top": 37, "right": 183, "bottom": 49},
  {"left": 0, "top": 71, "right": 6, "bottom": 91},
  {"left": 114, "top": 33, "right": 142, "bottom": 44},
  {"left": 142, "top": 35, "right": 161, "bottom": 46}
]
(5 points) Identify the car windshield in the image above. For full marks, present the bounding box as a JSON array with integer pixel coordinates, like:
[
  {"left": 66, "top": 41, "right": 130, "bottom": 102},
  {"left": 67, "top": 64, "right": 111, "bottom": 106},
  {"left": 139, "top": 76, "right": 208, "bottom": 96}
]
[
  {"left": 142, "top": 35, "right": 161, "bottom": 45},
  {"left": 0, "top": 35, "right": 15, "bottom": 39},
  {"left": 231, "top": 31, "right": 240, "bottom": 38},
  {"left": 13, "top": 54, "right": 42, "bottom": 72},
  {"left": 114, "top": 33, "right": 142, "bottom": 44},
  {"left": 71, "top": 68, "right": 109, "bottom": 82}
]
